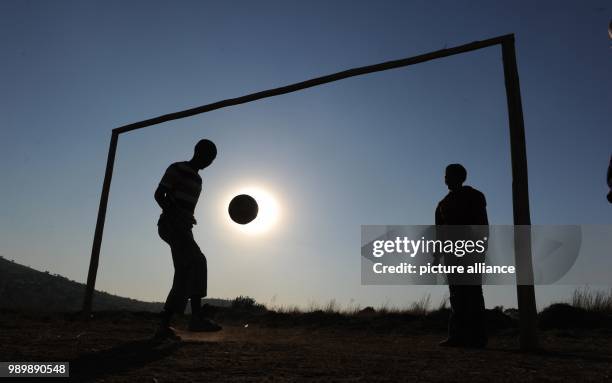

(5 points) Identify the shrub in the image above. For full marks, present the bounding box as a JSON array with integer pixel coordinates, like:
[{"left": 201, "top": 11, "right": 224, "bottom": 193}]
[{"left": 231, "top": 296, "right": 266, "bottom": 312}]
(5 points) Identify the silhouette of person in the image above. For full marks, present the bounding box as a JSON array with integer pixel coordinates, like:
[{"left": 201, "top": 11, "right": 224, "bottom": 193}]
[
  {"left": 607, "top": 155, "right": 611, "bottom": 203},
  {"left": 154, "top": 139, "right": 222, "bottom": 340},
  {"left": 435, "top": 164, "right": 488, "bottom": 348}
]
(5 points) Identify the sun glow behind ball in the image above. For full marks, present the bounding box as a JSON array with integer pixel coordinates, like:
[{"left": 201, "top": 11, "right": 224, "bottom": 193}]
[{"left": 225, "top": 186, "right": 280, "bottom": 235}]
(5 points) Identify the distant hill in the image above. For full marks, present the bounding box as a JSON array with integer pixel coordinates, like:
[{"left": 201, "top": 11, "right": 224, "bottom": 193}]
[{"left": 0, "top": 256, "right": 231, "bottom": 312}]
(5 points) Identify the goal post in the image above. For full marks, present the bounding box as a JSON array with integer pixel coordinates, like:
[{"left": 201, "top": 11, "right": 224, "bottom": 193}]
[{"left": 82, "top": 34, "right": 538, "bottom": 350}]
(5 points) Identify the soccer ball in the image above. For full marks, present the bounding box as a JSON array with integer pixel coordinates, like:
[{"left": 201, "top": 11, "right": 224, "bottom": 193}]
[{"left": 228, "top": 194, "right": 259, "bottom": 224}]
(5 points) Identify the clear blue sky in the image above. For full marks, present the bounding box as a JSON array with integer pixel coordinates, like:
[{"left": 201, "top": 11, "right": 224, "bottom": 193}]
[{"left": 1, "top": 0, "right": 610, "bottom": 309}]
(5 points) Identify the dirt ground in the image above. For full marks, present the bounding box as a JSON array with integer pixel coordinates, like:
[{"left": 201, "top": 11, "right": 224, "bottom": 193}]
[{"left": 0, "top": 311, "right": 610, "bottom": 382}]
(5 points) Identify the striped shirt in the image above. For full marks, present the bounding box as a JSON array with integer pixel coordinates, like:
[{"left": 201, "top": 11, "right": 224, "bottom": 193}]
[{"left": 159, "top": 161, "right": 202, "bottom": 215}]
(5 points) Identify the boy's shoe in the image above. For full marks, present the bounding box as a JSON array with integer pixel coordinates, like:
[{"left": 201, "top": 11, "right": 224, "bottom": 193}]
[
  {"left": 153, "top": 326, "right": 181, "bottom": 342},
  {"left": 188, "top": 317, "right": 222, "bottom": 332},
  {"left": 200, "top": 303, "right": 217, "bottom": 317}
]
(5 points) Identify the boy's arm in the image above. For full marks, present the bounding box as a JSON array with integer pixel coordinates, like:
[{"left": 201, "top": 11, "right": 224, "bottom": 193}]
[
  {"left": 156, "top": 163, "right": 180, "bottom": 212},
  {"left": 155, "top": 178, "right": 197, "bottom": 225},
  {"left": 433, "top": 204, "right": 443, "bottom": 265},
  {"left": 154, "top": 184, "right": 173, "bottom": 211},
  {"left": 156, "top": 163, "right": 197, "bottom": 225}
]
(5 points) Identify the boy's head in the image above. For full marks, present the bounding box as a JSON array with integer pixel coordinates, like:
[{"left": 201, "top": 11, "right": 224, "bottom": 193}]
[
  {"left": 192, "top": 139, "right": 217, "bottom": 169},
  {"left": 445, "top": 163, "right": 467, "bottom": 190}
]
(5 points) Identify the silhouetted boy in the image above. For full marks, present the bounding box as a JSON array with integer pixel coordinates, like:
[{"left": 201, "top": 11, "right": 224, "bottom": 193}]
[
  {"left": 154, "top": 139, "right": 222, "bottom": 340},
  {"left": 607, "top": 155, "right": 611, "bottom": 203},
  {"left": 435, "top": 164, "right": 488, "bottom": 348}
]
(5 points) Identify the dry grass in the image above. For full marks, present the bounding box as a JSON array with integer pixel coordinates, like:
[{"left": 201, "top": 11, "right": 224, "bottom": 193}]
[
  {"left": 571, "top": 287, "right": 612, "bottom": 313},
  {"left": 247, "top": 288, "right": 612, "bottom": 320},
  {"left": 269, "top": 294, "right": 446, "bottom": 317}
]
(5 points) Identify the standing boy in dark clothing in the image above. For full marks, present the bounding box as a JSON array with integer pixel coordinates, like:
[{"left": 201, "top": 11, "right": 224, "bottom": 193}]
[
  {"left": 435, "top": 164, "right": 488, "bottom": 348},
  {"left": 154, "top": 139, "right": 222, "bottom": 340},
  {"left": 607, "top": 155, "right": 611, "bottom": 203}
]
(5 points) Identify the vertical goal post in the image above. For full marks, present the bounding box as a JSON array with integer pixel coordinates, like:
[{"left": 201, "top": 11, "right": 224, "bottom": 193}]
[{"left": 83, "top": 33, "right": 538, "bottom": 350}]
